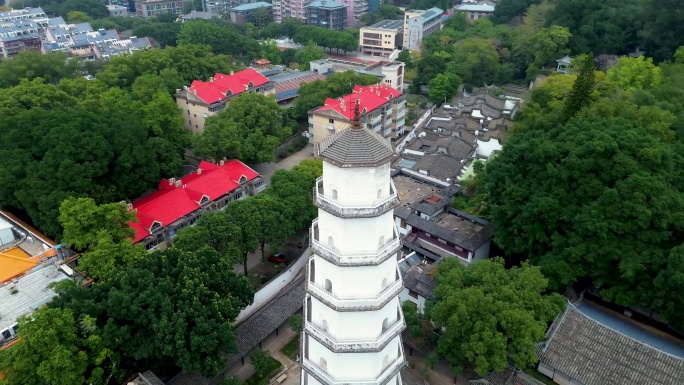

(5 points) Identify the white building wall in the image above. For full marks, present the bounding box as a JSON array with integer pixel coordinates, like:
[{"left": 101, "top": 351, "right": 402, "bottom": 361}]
[
  {"left": 308, "top": 295, "right": 402, "bottom": 340},
  {"left": 306, "top": 336, "right": 402, "bottom": 379},
  {"left": 399, "top": 288, "right": 427, "bottom": 313},
  {"left": 309, "top": 255, "right": 399, "bottom": 298},
  {"left": 322, "top": 162, "right": 391, "bottom": 206},
  {"left": 317, "top": 210, "right": 395, "bottom": 254},
  {"left": 472, "top": 239, "right": 491, "bottom": 262}
]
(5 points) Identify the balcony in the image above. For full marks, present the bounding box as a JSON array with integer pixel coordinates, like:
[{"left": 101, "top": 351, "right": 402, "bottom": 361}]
[
  {"left": 371, "top": 114, "right": 382, "bottom": 125},
  {"left": 307, "top": 268, "right": 403, "bottom": 311},
  {"left": 304, "top": 305, "right": 405, "bottom": 352},
  {"left": 310, "top": 219, "right": 401, "bottom": 266},
  {"left": 302, "top": 343, "right": 405, "bottom": 385},
  {"left": 314, "top": 177, "right": 399, "bottom": 218}
]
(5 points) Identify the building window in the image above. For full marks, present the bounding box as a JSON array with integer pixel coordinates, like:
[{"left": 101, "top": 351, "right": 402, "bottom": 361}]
[
  {"left": 193, "top": 114, "right": 196, "bottom": 117},
  {"left": 379, "top": 235, "right": 385, "bottom": 247},
  {"left": 327, "top": 236, "right": 334, "bottom": 248},
  {"left": 329, "top": 118, "right": 334, "bottom": 124},
  {"left": 320, "top": 357, "right": 328, "bottom": 372},
  {"left": 331, "top": 189, "right": 338, "bottom": 200},
  {"left": 324, "top": 279, "right": 332, "bottom": 292},
  {"left": 408, "top": 289, "right": 419, "bottom": 298},
  {"left": 322, "top": 319, "right": 329, "bottom": 332},
  {"left": 187, "top": 110, "right": 190, "bottom": 115}
]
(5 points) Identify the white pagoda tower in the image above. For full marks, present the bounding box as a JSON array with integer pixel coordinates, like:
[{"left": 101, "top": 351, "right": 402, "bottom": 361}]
[{"left": 301, "top": 100, "right": 406, "bottom": 385}]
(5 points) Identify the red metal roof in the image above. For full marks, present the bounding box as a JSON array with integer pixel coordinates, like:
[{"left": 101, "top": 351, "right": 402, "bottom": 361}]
[
  {"left": 129, "top": 160, "right": 259, "bottom": 243},
  {"left": 187, "top": 68, "right": 270, "bottom": 104},
  {"left": 316, "top": 84, "right": 402, "bottom": 119}
]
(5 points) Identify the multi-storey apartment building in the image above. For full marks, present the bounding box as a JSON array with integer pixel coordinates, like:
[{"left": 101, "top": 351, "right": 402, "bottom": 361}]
[
  {"left": 175, "top": 68, "right": 275, "bottom": 133},
  {"left": 359, "top": 19, "right": 403, "bottom": 57},
  {"left": 403, "top": 7, "right": 442, "bottom": 51},
  {"left": 308, "top": 84, "right": 405, "bottom": 144},
  {"left": 229, "top": 2, "right": 273, "bottom": 23},
  {"left": 455, "top": 2, "right": 495, "bottom": 20},
  {"left": 0, "top": 8, "right": 49, "bottom": 58},
  {"left": 273, "top": 0, "right": 364, "bottom": 26},
  {"left": 306, "top": 0, "right": 347, "bottom": 30},
  {"left": 134, "top": 0, "right": 184, "bottom": 17}
]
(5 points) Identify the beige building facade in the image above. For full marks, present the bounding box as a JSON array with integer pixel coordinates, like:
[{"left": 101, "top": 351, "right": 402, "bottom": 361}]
[
  {"left": 359, "top": 19, "right": 404, "bottom": 57},
  {"left": 175, "top": 68, "right": 275, "bottom": 133},
  {"left": 308, "top": 84, "right": 406, "bottom": 145}
]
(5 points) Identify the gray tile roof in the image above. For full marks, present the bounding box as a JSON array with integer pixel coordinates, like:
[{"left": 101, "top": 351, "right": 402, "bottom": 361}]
[
  {"left": 227, "top": 276, "right": 304, "bottom": 365},
  {"left": 538, "top": 304, "right": 684, "bottom": 385},
  {"left": 318, "top": 127, "right": 394, "bottom": 168},
  {"left": 402, "top": 267, "right": 436, "bottom": 299},
  {"left": 400, "top": 208, "right": 492, "bottom": 251}
]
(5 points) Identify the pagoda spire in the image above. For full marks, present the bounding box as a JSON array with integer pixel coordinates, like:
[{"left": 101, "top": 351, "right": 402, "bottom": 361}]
[{"left": 351, "top": 98, "right": 362, "bottom": 130}]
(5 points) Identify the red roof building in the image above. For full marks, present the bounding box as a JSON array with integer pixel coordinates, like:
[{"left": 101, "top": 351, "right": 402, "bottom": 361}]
[
  {"left": 175, "top": 68, "right": 276, "bottom": 134},
  {"left": 308, "top": 84, "right": 406, "bottom": 144},
  {"left": 129, "top": 160, "right": 265, "bottom": 248}
]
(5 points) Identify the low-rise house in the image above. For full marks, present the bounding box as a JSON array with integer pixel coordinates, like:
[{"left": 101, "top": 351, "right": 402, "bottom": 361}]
[
  {"left": 269, "top": 69, "right": 332, "bottom": 105},
  {"left": 306, "top": 0, "right": 347, "bottom": 31},
  {"left": 178, "top": 10, "right": 222, "bottom": 21},
  {"left": 174, "top": 68, "right": 275, "bottom": 133},
  {"left": 0, "top": 19, "right": 43, "bottom": 58},
  {"left": 359, "top": 19, "right": 404, "bottom": 57},
  {"left": 229, "top": 2, "right": 273, "bottom": 24},
  {"left": 308, "top": 84, "right": 405, "bottom": 144},
  {"left": 538, "top": 301, "right": 684, "bottom": 385},
  {"left": 403, "top": 7, "right": 443, "bottom": 51},
  {"left": 107, "top": 4, "right": 129, "bottom": 16},
  {"left": 455, "top": 2, "right": 496, "bottom": 20},
  {"left": 129, "top": 160, "right": 266, "bottom": 250},
  {"left": 0, "top": 211, "right": 75, "bottom": 349},
  {"left": 42, "top": 17, "right": 152, "bottom": 61},
  {"left": 392, "top": 169, "right": 492, "bottom": 264},
  {"left": 397, "top": 252, "right": 435, "bottom": 312}
]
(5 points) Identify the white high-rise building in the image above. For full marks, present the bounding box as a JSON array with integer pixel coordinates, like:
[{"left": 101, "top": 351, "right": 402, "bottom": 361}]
[{"left": 301, "top": 101, "right": 406, "bottom": 385}]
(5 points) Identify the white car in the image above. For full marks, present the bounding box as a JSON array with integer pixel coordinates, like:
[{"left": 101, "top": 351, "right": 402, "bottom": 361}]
[{"left": 443, "top": 104, "right": 456, "bottom": 110}]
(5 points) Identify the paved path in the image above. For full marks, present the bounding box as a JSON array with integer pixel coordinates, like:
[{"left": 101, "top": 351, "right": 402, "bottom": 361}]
[{"left": 249, "top": 145, "right": 314, "bottom": 186}]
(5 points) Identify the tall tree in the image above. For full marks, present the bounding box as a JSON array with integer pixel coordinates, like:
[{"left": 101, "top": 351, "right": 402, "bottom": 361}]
[
  {"left": 640, "top": 0, "right": 684, "bottom": 62},
  {"left": 247, "top": 194, "right": 290, "bottom": 261},
  {"left": 563, "top": 53, "right": 595, "bottom": 120},
  {"left": 482, "top": 112, "right": 684, "bottom": 324},
  {"left": 606, "top": 56, "right": 662, "bottom": 91},
  {"left": 58, "top": 197, "right": 135, "bottom": 249},
  {"left": 193, "top": 93, "right": 288, "bottom": 163},
  {"left": 0, "top": 308, "right": 89, "bottom": 385},
  {"left": 224, "top": 200, "right": 260, "bottom": 275},
  {"left": 453, "top": 38, "right": 500, "bottom": 86},
  {"left": 430, "top": 258, "right": 565, "bottom": 376},
  {"left": 52, "top": 247, "right": 254, "bottom": 377}
]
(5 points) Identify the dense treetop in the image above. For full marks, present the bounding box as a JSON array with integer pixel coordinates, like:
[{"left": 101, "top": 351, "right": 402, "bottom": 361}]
[
  {"left": 430, "top": 258, "right": 565, "bottom": 375},
  {"left": 480, "top": 52, "right": 684, "bottom": 330}
]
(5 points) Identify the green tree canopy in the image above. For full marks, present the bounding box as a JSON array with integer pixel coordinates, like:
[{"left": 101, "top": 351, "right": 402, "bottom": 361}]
[
  {"left": 58, "top": 197, "right": 135, "bottom": 249},
  {"left": 453, "top": 38, "right": 500, "bottom": 86},
  {"left": 430, "top": 258, "right": 565, "bottom": 376},
  {"left": 0, "top": 79, "right": 187, "bottom": 236},
  {"left": 0, "top": 51, "right": 81, "bottom": 88},
  {"left": 0, "top": 308, "right": 88, "bottom": 385},
  {"left": 482, "top": 111, "right": 684, "bottom": 325},
  {"left": 427, "top": 72, "right": 462, "bottom": 104},
  {"left": 52, "top": 247, "right": 254, "bottom": 377},
  {"left": 606, "top": 56, "right": 662, "bottom": 91},
  {"left": 193, "top": 92, "right": 289, "bottom": 163},
  {"left": 177, "top": 20, "right": 261, "bottom": 60}
]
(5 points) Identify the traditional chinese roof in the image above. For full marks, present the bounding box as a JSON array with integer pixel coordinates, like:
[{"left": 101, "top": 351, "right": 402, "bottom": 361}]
[
  {"left": 129, "top": 160, "right": 259, "bottom": 243},
  {"left": 538, "top": 302, "right": 684, "bottom": 385},
  {"left": 317, "top": 100, "right": 394, "bottom": 168},
  {"left": 186, "top": 68, "right": 269, "bottom": 105}
]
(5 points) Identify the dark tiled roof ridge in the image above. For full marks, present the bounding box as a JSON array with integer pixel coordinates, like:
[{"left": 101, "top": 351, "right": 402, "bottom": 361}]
[{"left": 318, "top": 127, "right": 394, "bottom": 167}]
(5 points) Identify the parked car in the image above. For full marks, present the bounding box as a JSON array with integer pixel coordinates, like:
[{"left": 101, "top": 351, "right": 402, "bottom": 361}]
[
  {"left": 267, "top": 252, "right": 287, "bottom": 264},
  {"left": 443, "top": 104, "right": 456, "bottom": 110}
]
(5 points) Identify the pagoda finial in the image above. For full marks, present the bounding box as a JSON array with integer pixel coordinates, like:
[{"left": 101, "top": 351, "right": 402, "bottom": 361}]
[{"left": 351, "top": 98, "right": 362, "bottom": 130}]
